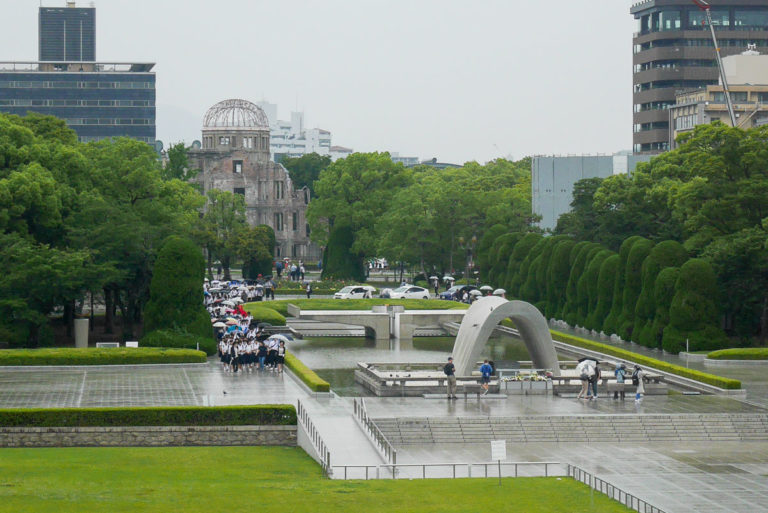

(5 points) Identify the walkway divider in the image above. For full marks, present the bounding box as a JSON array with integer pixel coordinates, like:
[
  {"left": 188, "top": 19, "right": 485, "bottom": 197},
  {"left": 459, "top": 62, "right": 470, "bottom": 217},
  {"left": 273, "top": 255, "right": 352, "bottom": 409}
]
[
  {"left": 331, "top": 461, "right": 564, "bottom": 480},
  {"left": 567, "top": 464, "right": 666, "bottom": 513},
  {"left": 353, "top": 398, "right": 397, "bottom": 464},
  {"left": 297, "top": 399, "right": 332, "bottom": 476}
]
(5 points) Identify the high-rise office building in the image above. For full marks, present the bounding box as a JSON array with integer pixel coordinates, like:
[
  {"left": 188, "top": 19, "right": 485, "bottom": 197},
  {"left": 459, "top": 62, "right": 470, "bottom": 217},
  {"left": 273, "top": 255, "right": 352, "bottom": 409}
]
[
  {"left": 39, "top": 3, "right": 96, "bottom": 62},
  {"left": 631, "top": 0, "right": 768, "bottom": 153},
  {"left": 0, "top": 2, "right": 155, "bottom": 144}
]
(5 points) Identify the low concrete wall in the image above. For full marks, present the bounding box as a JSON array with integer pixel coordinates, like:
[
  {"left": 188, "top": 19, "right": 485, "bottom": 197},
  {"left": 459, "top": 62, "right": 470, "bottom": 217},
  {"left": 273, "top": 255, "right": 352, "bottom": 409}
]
[
  {"left": 704, "top": 358, "right": 768, "bottom": 367},
  {"left": 0, "top": 425, "right": 297, "bottom": 448}
]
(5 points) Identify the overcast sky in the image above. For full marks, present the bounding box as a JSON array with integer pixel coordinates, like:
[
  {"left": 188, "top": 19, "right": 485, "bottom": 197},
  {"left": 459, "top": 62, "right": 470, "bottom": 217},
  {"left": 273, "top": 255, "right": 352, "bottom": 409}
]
[{"left": 1, "top": 0, "right": 638, "bottom": 163}]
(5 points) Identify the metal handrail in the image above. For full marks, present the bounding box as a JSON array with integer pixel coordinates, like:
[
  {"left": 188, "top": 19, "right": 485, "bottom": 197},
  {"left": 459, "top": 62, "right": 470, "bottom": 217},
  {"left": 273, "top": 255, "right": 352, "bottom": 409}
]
[
  {"left": 297, "top": 399, "right": 332, "bottom": 476},
  {"left": 353, "top": 398, "right": 397, "bottom": 464},
  {"left": 331, "top": 461, "right": 564, "bottom": 480},
  {"left": 567, "top": 464, "right": 666, "bottom": 513}
]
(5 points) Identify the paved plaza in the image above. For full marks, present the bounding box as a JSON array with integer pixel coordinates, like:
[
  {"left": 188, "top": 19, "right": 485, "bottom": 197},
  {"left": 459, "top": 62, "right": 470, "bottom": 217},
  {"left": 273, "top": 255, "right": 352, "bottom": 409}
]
[{"left": 0, "top": 359, "right": 767, "bottom": 512}]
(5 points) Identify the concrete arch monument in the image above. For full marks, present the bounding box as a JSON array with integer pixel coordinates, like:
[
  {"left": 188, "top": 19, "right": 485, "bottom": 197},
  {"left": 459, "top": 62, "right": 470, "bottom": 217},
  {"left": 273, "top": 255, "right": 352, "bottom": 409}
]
[{"left": 451, "top": 296, "right": 561, "bottom": 377}]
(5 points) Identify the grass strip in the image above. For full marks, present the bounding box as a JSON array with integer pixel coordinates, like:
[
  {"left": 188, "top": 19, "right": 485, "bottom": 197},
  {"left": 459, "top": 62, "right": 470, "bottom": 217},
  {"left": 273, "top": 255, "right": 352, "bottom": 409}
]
[
  {"left": 0, "top": 405, "right": 296, "bottom": 427},
  {"left": 285, "top": 351, "right": 330, "bottom": 392},
  {"left": 551, "top": 330, "right": 742, "bottom": 390},
  {"left": 250, "top": 298, "right": 468, "bottom": 316},
  {"left": 707, "top": 347, "right": 768, "bottom": 360},
  {"left": 0, "top": 347, "right": 206, "bottom": 366},
  {"left": 0, "top": 447, "right": 634, "bottom": 513}
]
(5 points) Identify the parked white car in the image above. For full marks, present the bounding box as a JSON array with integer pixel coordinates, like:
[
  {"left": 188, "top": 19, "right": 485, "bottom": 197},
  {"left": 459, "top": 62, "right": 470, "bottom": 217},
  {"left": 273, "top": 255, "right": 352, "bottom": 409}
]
[
  {"left": 334, "top": 285, "right": 376, "bottom": 299},
  {"left": 385, "top": 285, "right": 431, "bottom": 299}
]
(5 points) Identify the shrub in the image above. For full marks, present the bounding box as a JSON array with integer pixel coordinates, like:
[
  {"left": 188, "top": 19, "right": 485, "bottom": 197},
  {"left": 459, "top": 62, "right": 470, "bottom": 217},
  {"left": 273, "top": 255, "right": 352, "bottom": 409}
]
[
  {"left": 634, "top": 241, "right": 688, "bottom": 347},
  {"left": 585, "top": 253, "right": 618, "bottom": 332},
  {"left": 141, "top": 329, "right": 217, "bottom": 356},
  {"left": 285, "top": 352, "right": 330, "bottom": 392},
  {"left": 0, "top": 405, "right": 297, "bottom": 427},
  {"left": 545, "top": 239, "right": 576, "bottom": 319},
  {"left": 258, "top": 299, "right": 468, "bottom": 317},
  {"left": 0, "top": 347, "right": 206, "bottom": 365},
  {"left": 562, "top": 242, "right": 597, "bottom": 324},
  {"left": 707, "top": 348, "right": 768, "bottom": 360},
  {"left": 550, "top": 330, "right": 741, "bottom": 389},
  {"left": 488, "top": 233, "right": 522, "bottom": 287},
  {"left": 577, "top": 248, "right": 611, "bottom": 328},
  {"left": 322, "top": 224, "right": 365, "bottom": 281},
  {"left": 144, "top": 236, "right": 212, "bottom": 340},
  {"left": 506, "top": 233, "right": 543, "bottom": 297},
  {"left": 618, "top": 238, "right": 654, "bottom": 341},
  {"left": 242, "top": 305, "right": 287, "bottom": 326},
  {"left": 514, "top": 236, "right": 547, "bottom": 300},
  {"left": 477, "top": 224, "right": 508, "bottom": 281},
  {"left": 646, "top": 267, "right": 679, "bottom": 350},
  {"left": 603, "top": 236, "right": 643, "bottom": 336},
  {"left": 663, "top": 259, "right": 728, "bottom": 353}
]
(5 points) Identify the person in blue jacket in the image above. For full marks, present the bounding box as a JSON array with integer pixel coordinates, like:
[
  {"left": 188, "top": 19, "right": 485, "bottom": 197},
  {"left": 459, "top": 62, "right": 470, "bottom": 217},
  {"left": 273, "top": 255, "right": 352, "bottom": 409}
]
[{"left": 479, "top": 360, "right": 493, "bottom": 396}]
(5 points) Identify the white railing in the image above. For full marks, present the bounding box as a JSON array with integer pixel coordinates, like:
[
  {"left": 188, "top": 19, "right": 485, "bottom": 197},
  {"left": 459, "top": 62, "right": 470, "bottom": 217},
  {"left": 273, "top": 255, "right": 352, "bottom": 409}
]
[
  {"left": 297, "top": 399, "right": 331, "bottom": 476},
  {"left": 331, "top": 461, "right": 565, "bottom": 480},
  {"left": 567, "top": 464, "right": 666, "bottom": 513},
  {"left": 353, "top": 398, "right": 397, "bottom": 464}
]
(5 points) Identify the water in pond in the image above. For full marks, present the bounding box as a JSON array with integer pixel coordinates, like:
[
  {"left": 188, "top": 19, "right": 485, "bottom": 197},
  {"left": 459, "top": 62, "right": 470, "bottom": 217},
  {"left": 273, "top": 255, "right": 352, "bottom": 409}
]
[{"left": 289, "top": 334, "right": 540, "bottom": 396}]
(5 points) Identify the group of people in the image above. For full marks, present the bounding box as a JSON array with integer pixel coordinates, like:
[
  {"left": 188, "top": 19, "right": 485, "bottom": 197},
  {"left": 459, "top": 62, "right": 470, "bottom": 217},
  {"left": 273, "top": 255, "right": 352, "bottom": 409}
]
[
  {"left": 442, "top": 357, "right": 495, "bottom": 399},
  {"left": 577, "top": 361, "right": 646, "bottom": 402},
  {"left": 218, "top": 334, "right": 286, "bottom": 374},
  {"left": 276, "top": 260, "right": 306, "bottom": 281}
]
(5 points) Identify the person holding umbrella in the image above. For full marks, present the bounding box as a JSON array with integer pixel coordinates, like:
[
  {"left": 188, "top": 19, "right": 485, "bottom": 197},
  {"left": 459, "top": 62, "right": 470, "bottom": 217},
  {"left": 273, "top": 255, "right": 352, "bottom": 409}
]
[
  {"left": 430, "top": 276, "right": 439, "bottom": 296},
  {"left": 575, "top": 358, "right": 595, "bottom": 400}
]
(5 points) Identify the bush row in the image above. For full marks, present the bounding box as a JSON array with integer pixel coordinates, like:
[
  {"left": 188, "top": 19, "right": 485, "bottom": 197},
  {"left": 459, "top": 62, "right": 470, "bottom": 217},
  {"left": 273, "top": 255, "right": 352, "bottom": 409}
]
[
  {"left": 0, "top": 405, "right": 297, "bottom": 427},
  {"left": 482, "top": 231, "right": 727, "bottom": 353},
  {"left": 551, "top": 330, "right": 741, "bottom": 390},
  {"left": 241, "top": 305, "right": 287, "bottom": 326},
  {"left": 707, "top": 348, "right": 768, "bottom": 360},
  {"left": 0, "top": 347, "right": 206, "bottom": 366},
  {"left": 254, "top": 299, "right": 467, "bottom": 317},
  {"left": 285, "top": 352, "right": 330, "bottom": 392},
  {"left": 141, "top": 329, "right": 217, "bottom": 356}
]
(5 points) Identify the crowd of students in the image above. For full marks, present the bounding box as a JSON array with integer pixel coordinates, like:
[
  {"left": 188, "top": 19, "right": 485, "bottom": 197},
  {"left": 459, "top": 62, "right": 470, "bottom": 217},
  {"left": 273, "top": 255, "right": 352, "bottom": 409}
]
[{"left": 218, "top": 334, "right": 286, "bottom": 374}]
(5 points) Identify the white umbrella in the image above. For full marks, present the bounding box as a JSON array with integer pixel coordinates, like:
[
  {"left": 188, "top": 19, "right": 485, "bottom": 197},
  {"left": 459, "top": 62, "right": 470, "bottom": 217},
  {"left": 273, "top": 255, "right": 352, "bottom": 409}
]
[
  {"left": 429, "top": 276, "right": 439, "bottom": 280},
  {"left": 213, "top": 322, "right": 227, "bottom": 328},
  {"left": 443, "top": 275, "right": 454, "bottom": 281},
  {"left": 269, "top": 334, "right": 294, "bottom": 343},
  {"left": 479, "top": 285, "right": 493, "bottom": 291},
  {"left": 221, "top": 300, "right": 236, "bottom": 307},
  {"left": 493, "top": 288, "right": 506, "bottom": 296},
  {"left": 469, "top": 289, "right": 483, "bottom": 296},
  {"left": 232, "top": 298, "right": 244, "bottom": 304},
  {"left": 575, "top": 360, "right": 595, "bottom": 377}
]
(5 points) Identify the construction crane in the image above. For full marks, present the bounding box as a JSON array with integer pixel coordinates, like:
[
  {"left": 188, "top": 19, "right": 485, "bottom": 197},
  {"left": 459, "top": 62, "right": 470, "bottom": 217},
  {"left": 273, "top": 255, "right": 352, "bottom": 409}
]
[{"left": 692, "top": 0, "right": 737, "bottom": 125}]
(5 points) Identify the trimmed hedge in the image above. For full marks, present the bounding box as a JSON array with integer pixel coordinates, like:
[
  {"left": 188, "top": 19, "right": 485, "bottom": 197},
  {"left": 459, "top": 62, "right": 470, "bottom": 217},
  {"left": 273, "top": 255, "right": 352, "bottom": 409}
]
[
  {"left": 707, "top": 348, "right": 768, "bottom": 360},
  {"left": 550, "top": 330, "right": 742, "bottom": 390},
  {"left": 0, "top": 405, "right": 297, "bottom": 427},
  {"left": 257, "top": 299, "right": 468, "bottom": 317},
  {"left": 0, "top": 347, "right": 206, "bottom": 366},
  {"left": 242, "top": 305, "right": 287, "bottom": 326},
  {"left": 285, "top": 352, "right": 330, "bottom": 392},
  {"left": 141, "top": 330, "right": 217, "bottom": 356}
]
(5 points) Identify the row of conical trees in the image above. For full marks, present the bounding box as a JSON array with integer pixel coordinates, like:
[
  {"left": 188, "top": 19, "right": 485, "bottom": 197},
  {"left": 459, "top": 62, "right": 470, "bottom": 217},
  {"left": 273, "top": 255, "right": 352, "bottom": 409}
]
[{"left": 479, "top": 231, "right": 728, "bottom": 353}]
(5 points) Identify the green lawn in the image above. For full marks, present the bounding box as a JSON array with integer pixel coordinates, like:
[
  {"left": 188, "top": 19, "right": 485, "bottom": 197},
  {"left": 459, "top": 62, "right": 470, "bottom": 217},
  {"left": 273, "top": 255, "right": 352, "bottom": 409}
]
[{"left": 0, "top": 446, "right": 632, "bottom": 513}]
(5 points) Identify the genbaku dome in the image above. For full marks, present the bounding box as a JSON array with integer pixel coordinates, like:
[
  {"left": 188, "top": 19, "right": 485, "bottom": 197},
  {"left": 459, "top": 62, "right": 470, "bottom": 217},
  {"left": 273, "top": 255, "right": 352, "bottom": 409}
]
[{"left": 189, "top": 99, "right": 320, "bottom": 261}]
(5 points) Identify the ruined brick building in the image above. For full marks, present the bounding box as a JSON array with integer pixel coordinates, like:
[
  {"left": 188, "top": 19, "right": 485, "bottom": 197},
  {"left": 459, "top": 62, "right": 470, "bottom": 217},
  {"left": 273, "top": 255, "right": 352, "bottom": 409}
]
[{"left": 189, "top": 99, "right": 320, "bottom": 260}]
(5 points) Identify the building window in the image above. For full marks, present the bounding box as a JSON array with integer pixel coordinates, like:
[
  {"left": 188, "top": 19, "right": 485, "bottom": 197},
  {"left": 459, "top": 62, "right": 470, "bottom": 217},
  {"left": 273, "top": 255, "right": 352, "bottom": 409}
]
[
  {"left": 306, "top": 223, "right": 311, "bottom": 237},
  {"left": 234, "top": 187, "right": 245, "bottom": 196},
  {"left": 219, "top": 136, "right": 230, "bottom": 145},
  {"left": 274, "top": 213, "right": 283, "bottom": 231},
  {"left": 233, "top": 160, "right": 243, "bottom": 173},
  {"left": 274, "top": 181, "right": 284, "bottom": 200},
  {"left": 231, "top": 136, "right": 237, "bottom": 147},
  {"left": 292, "top": 245, "right": 298, "bottom": 257},
  {"left": 292, "top": 212, "right": 298, "bottom": 231},
  {"left": 243, "top": 137, "right": 252, "bottom": 149}
]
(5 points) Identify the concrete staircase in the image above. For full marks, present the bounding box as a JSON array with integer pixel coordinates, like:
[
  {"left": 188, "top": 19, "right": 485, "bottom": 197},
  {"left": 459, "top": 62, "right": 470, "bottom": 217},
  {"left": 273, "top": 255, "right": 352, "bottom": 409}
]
[{"left": 373, "top": 414, "right": 768, "bottom": 444}]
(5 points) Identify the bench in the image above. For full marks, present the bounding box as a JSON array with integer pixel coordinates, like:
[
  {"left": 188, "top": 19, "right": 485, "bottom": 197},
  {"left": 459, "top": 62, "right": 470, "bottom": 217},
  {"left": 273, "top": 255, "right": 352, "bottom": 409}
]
[{"left": 459, "top": 383, "right": 484, "bottom": 399}]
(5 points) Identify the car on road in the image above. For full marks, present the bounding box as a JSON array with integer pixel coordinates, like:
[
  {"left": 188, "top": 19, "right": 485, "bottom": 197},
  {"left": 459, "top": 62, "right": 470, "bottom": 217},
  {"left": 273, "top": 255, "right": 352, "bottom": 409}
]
[
  {"left": 333, "top": 285, "right": 376, "bottom": 299},
  {"left": 383, "top": 285, "right": 431, "bottom": 299},
  {"left": 439, "top": 284, "right": 478, "bottom": 301}
]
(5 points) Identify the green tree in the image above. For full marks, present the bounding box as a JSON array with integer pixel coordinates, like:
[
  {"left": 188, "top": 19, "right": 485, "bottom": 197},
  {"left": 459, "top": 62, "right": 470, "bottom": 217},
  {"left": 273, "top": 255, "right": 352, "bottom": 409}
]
[
  {"left": 545, "top": 239, "right": 576, "bottom": 319},
  {"left": 562, "top": 242, "right": 599, "bottom": 324},
  {"left": 578, "top": 249, "right": 613, "bottom": 330},
  {"left": 199, "top": 189, "right": 247, "bottom": 280},
  {"left": 587, "top": 254, "right": 619, "bottom": 333},
  {"left": 143, "top": 236, "right": 211, "bottom": 339},
  {"left": 234, "top": 225, "right": 275, "bottom": 280},
  {"left": 322, "top": 224, "right": 366, "bottom": 281},
  {"left": 281, "top": 152, "right": 331, "bottom": 195},
  {"left": 617, "top": 237, "right": 655, "bottom": 341},
  {"left": 506, "top": 233, "right": 543, "bottom": 297},
  {"left": 162, "top": 142, "right": 199, "bottom": 181},
  {"left": 649, "top": 267, "right": 680, "bottom": 349},
  {"left": 602, "top": 236, "right": 643, "bottom": 335}
]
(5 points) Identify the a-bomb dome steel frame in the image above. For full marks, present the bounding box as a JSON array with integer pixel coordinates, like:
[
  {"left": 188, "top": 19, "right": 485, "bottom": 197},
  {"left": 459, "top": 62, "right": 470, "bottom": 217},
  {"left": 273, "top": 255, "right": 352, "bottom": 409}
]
[{"left": 203, "top": 99, "right": 270, "bottom": 131}]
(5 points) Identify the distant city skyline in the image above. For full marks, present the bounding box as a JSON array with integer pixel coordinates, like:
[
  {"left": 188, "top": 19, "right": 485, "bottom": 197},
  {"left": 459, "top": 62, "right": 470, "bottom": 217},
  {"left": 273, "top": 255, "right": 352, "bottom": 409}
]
[{"left": 0, "top": 0, "right": 638, "bottom": 163}]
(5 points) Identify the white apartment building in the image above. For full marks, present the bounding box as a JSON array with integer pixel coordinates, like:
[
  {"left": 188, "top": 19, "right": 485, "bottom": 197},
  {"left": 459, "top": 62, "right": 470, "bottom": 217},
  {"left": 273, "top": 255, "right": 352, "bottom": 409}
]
[{"left": 256, "top": 101, "right": 337, "bottom": 162}]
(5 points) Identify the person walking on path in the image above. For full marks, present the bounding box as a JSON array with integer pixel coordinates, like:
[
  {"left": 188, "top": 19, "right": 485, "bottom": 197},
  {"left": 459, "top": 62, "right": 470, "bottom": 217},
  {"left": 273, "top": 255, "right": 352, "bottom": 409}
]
[
  {"left": 614, "top": 364, "right": 626, "bottom": 400},
  {"left": 306, "top": 282, "right": 312, "bottom": 299},
  {"left": 479, "top": 360, "right": 493, "bottom": 396},
  {"left": 444, "top": 357, "right": 457, "bottom": 399},
  {"left": 633, "top": 365, "right": 645, "bottom": 403},
  {"left": 590, "top": 362, "right": 601, "bottom": 400}
]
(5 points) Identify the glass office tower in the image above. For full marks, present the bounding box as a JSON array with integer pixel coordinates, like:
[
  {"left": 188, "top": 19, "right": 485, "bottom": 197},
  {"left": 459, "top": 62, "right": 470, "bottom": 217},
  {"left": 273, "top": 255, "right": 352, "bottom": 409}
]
[
  {"left": 631, "top": 0, "right": 768, "bottom": 153},
  {"left": 39, "top": 5, "right": 96, "bottom": 62}
]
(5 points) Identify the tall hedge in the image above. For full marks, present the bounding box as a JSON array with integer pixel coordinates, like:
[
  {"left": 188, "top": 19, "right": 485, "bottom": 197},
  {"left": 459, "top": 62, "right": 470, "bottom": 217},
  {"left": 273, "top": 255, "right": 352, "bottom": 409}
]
[
  {"left": 477, "top": 224, "right": 508, "bottom": 281},
  {"left": 529, "top": 236, "right": 569, "bottom": 315},
  {"left": 488, "top": 232, "right": 523, "bottom": 287},
  {"left": 143, "top": 236, "right": 212, "bottom": 340},
  {"left": 562, "top": 242, "right": 598, "bottom": 324},
  {"left": 517, "top": 237, "right": 548, "bottom": 301},
  {"left": 662, "top": 258, "right": 728, "bottom": 353},
  {"left": 634, "top": 241, "right": 688, "bottom": 347},
  {"left": 587, "top": 254, "right": 619, "bottom": 332},
  {"left": 603, "top": 236, "right": 643, "bottom": 336},
  {"left": 575, "top": 247, "right": 610, "bottom": 327},
  {"left": 647, "top": 267, "right": 679, "bottom": 349},
  {"left": 322, "top": 224, "right": 365, "bottom": 281},
  {"left": 506, "top": 233, "right": 543, "bottom": 297},
  {"left": 617, "top": 238, "right": 655, "bottom": 341},
  {"left": 545, "top": 239, "right": 576, "bottom": 318}
]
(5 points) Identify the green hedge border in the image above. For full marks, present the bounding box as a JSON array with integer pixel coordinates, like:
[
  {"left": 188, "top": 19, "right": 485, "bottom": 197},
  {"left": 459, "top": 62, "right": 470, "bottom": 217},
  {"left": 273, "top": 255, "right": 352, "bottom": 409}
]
[
  {"left": 285, "top": 352, "right": 330, "bottom": 392},
  {"left": 0, "top": 405, "right": 297, "bottom": 427},
  {"left": 707, "top": 348, "right": 768, "bottom": 360},
  {"left": 0, "top": 347, "right": 207, "bottom": 366},
  {"left": 551, "top": 330, "right": 742, "bottom": 390},
  {"left": 242, "top": 305, "right": 287, "bottom": 326}
]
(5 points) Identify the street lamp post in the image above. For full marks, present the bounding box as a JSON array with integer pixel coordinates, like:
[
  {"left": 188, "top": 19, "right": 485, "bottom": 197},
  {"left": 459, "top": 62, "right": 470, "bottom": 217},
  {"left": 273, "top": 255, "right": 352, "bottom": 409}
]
[{"left": 458, "top": 234, "right": 477, "bottom": 284}]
